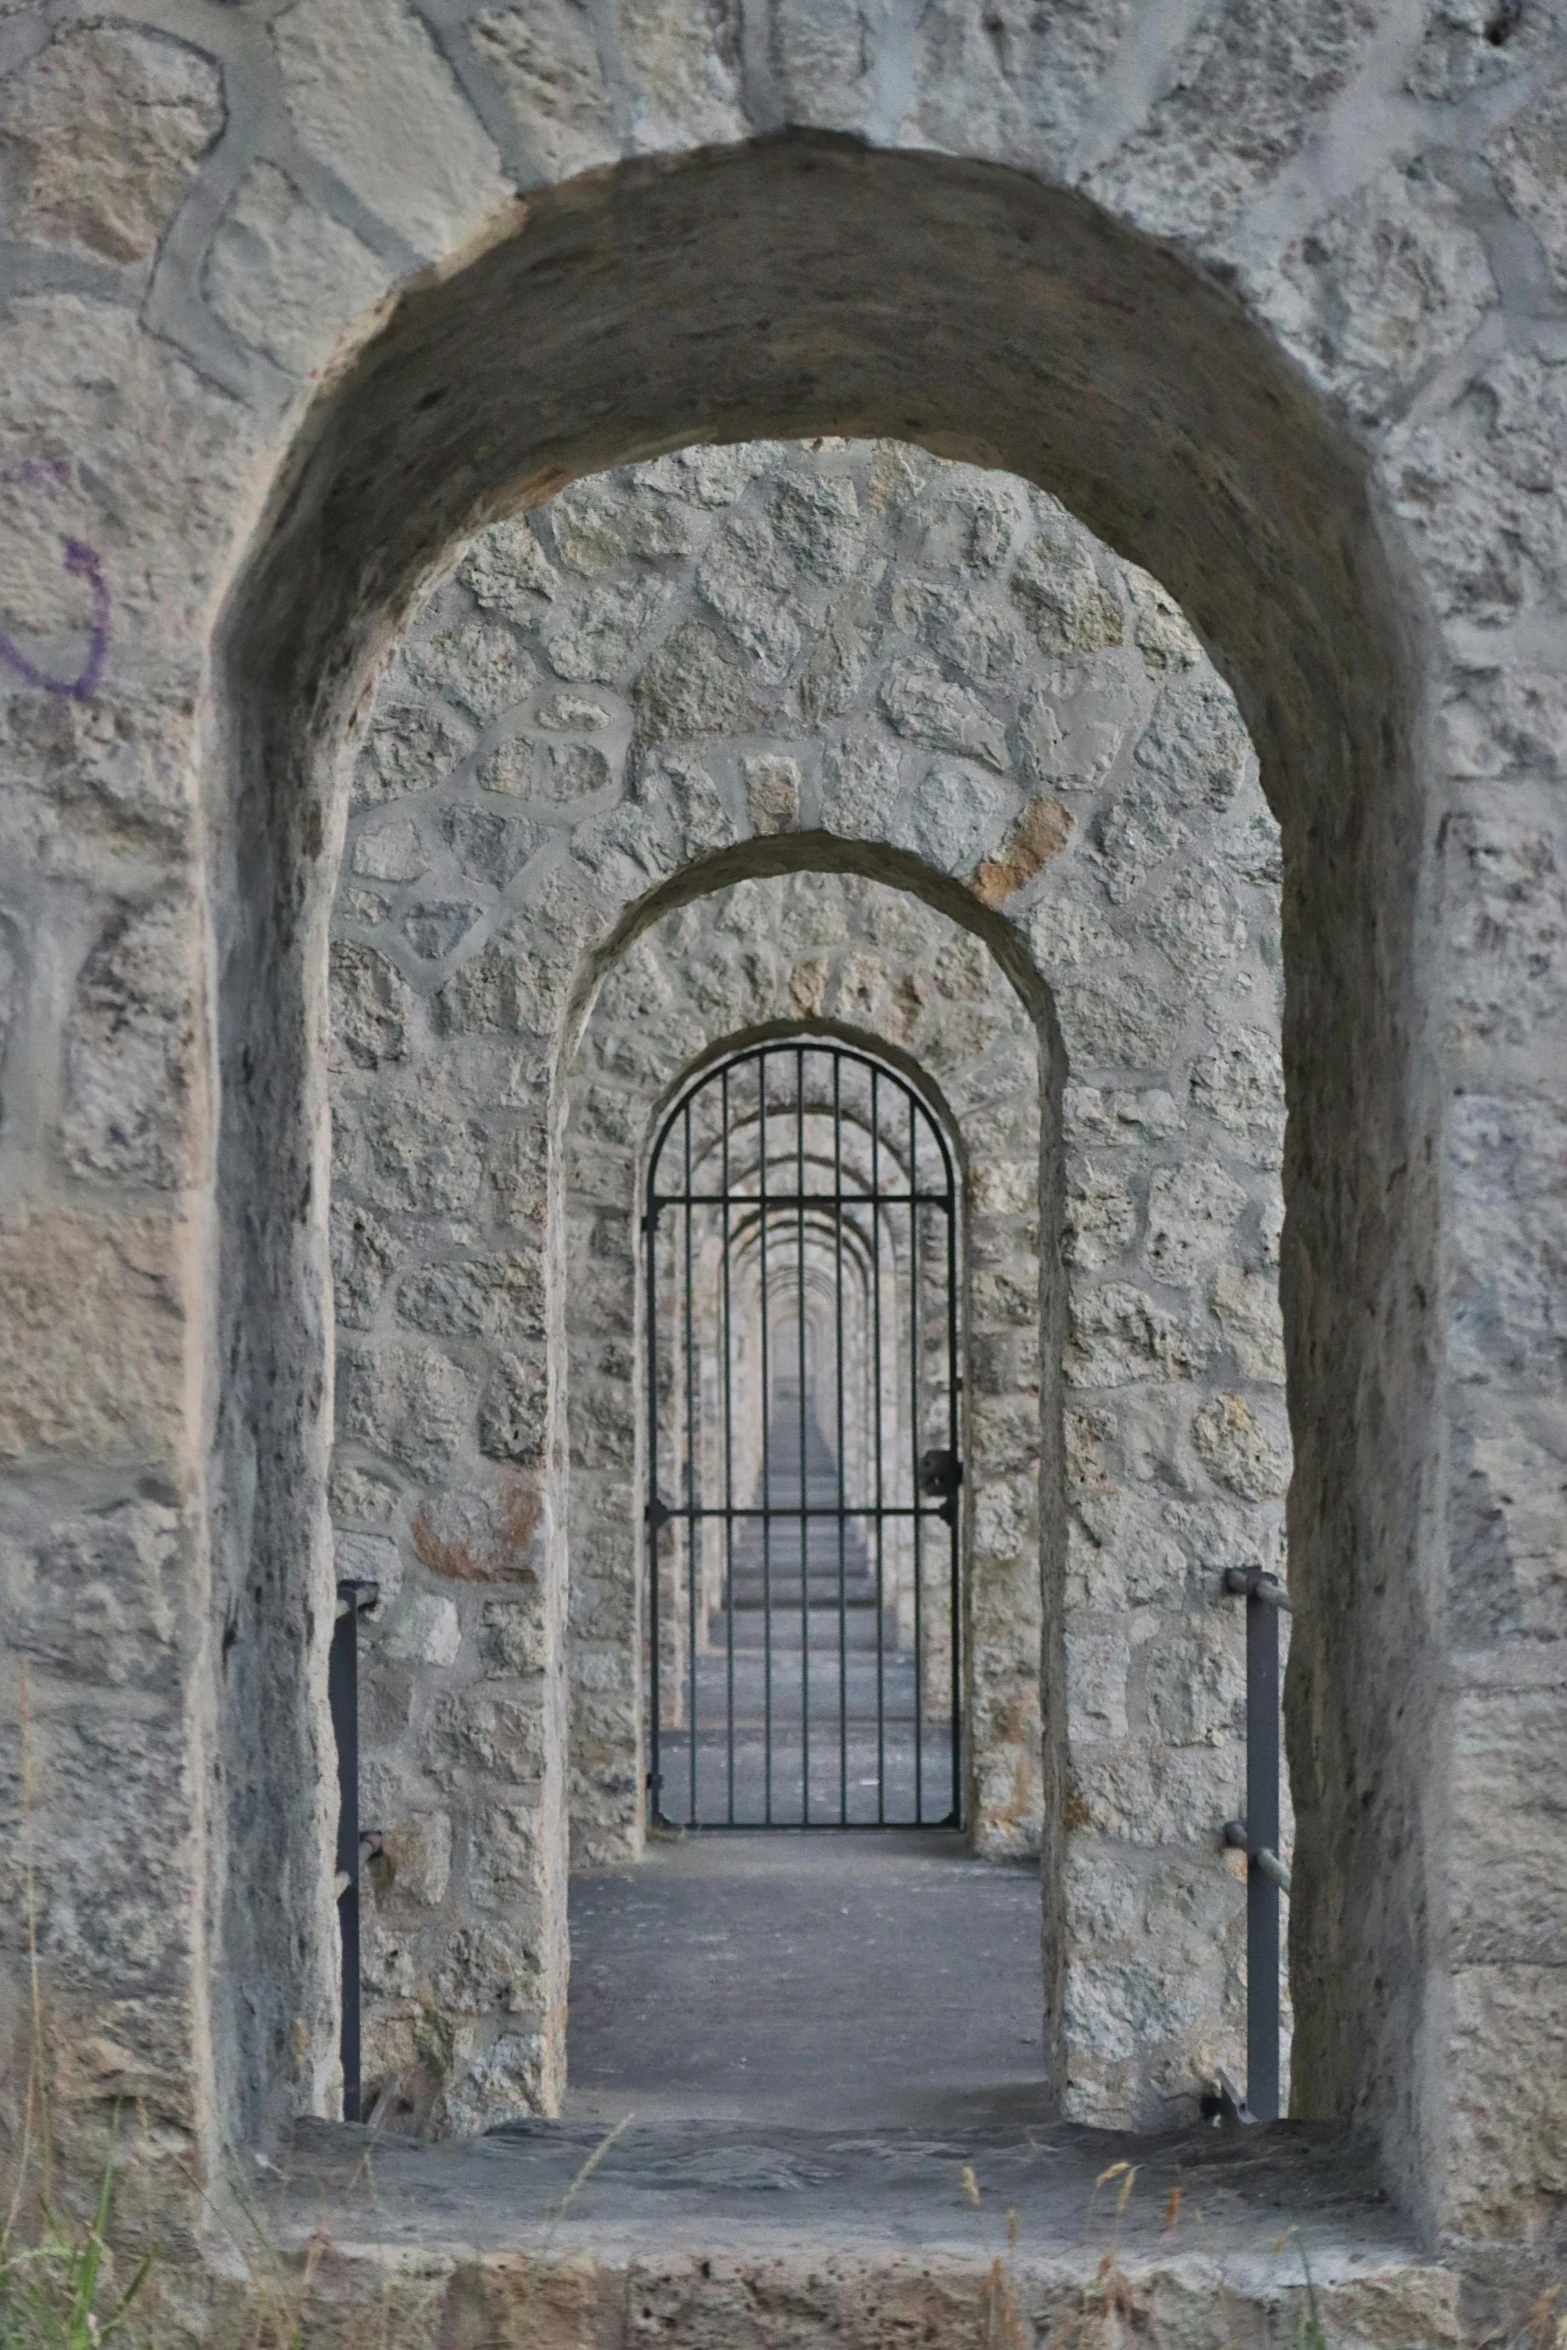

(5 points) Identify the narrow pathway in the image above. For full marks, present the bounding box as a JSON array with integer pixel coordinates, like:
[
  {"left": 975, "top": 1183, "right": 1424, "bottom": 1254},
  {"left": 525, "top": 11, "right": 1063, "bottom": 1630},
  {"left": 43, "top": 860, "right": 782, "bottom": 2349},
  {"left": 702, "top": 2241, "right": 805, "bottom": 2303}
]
[{"left": 564, "top": 1830, "right": 1048, "bottom": 2129}]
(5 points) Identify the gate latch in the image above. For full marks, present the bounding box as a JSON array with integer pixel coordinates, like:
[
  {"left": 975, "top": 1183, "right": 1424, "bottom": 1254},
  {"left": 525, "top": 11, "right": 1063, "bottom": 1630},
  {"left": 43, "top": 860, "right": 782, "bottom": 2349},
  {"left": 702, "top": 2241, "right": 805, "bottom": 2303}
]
[{"left": 918, "top": 1448, "right": 963, "bottom": 1506}]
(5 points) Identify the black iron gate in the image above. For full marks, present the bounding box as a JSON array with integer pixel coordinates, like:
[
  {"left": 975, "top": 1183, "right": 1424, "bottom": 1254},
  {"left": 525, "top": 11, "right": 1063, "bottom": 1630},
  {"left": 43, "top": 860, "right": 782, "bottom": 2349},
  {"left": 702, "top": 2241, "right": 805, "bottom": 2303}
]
[{"left": 644, "top": 1039, "right": 962, "bottom": 1829}]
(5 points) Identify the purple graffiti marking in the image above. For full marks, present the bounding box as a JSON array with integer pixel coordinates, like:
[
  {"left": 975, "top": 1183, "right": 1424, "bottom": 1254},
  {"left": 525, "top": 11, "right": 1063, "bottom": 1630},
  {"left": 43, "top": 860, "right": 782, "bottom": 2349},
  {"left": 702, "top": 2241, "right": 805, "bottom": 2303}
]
[{"left": 0, "top": 457, "right": 110, "bottom": 701}]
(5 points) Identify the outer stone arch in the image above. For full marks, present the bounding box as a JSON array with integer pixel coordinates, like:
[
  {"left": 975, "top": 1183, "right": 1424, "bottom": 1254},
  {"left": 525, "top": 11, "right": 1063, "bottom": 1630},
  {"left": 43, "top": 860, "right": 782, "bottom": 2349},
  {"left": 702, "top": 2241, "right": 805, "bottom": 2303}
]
[{"left": 220, "top": 134, "right": 1432, "bottom": 2209}]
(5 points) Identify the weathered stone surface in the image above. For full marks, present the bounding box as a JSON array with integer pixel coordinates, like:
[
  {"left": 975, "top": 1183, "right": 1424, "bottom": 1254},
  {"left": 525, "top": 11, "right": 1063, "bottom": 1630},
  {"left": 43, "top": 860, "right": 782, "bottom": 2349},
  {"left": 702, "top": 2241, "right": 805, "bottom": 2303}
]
[
  {"left": 273, "top": 0, "right": 507, "bottom": 254},
  {"left": 0, "top": 24, "right": 222, "bottom": 268},
  {"left": 1192, "top": 1391, "right": 1290, "bottom": 1500},
  {"left": 0, "top": 1213, "right": 188, "bottom": 1464},
  {"left": 473, "top": 0, "right": 617, "bottom": 179},
  {"left": 330, "top": 939, "right": 417, "bottom": 1068},
  {"left": 204, "top": 162, "right": 392, "bottom": 376},
  {"left": 634, "top": 621, "right": 747, "bottom": 737},
  {"left": 62, "top": 897, "right": 200, "bottom": 1188}
]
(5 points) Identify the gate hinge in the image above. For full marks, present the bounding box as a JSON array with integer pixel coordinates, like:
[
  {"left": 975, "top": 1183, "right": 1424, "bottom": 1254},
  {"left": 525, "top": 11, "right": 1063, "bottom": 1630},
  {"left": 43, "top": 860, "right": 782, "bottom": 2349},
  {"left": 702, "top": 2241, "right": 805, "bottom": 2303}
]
[{"left": 645, "top": 1497, "right": 672, "bottom": 1532}]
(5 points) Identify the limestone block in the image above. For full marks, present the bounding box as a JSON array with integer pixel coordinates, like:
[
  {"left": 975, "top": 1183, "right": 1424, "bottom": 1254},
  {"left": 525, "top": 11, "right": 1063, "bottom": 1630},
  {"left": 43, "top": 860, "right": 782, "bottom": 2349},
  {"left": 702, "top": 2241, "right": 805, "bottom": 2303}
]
[
  {"left": 360, "top": 1087, "right": 483, "bottom": 1213},
  {"left": 443, "top": 2031, "right": 548, "bottom": 2133},
  {"left": 1446, "top": 1963, "right": 1567, "bottom": 2238},
  {"left": 62, "top": 896, "right": 200, "bottom": 1189},
  {"left": 330, "top": 1197, "right": 395, "bottom": 1327},
  {"left": 1451, "top": 1685, "right": 1567, "bottom": 1967},
  {"left": 1211, "top": 1265, "right": 1286, "bottom": 1380},
  {"left": 337, "top": 1340, "right": 474, "bottom": 1478},
  {"left": 0, "top": 1211, "right": 188, "bottom": 1465},
  {"left": 481, "top": 1598, "right": 547, "bottom": 1676},
  {"left": 1055, "top": 969, "right": 1185, "bottom": 1072},
  {"left": 1086, "top": 0, "right": 1381, "bottom": 240},
  {"left": 479, "top": 1347, "right": 549, "bottom": 1465},
  {"left": 375, "top": 1810, "right": 452, "bottom": 1908},
  {"left": 441, "top": 803, "right": 539, "bottom": 889},
  {"left": 1089, "top": 783, "right": 1186, "bottom": 905},
  {"left": 1191, "top": 1392, "right": 1290, "bottom": 1500},
  {"left": 472, "top": 0, "right": 617, "bottom": 179},
  {"left": 1067, "top": 1283, "right": 1209, "bottom": 1389},
  {"left": 273, "top": 0, "right": 508, "bottom": 256},
  {"left": 1189, "top": 1029, "right": 1285, "bottom": 1166},
  {"left": 203, "top": 162, "right": 392, "bottom": 377},
  {"left": 1066, "top": 1629, "right": 1131, "bottom": 1741},
  {"left": 1125, "top": 569, "right": 1204, "bottom": 676},
  {"left": 1141, "top": 1617, "right": 1244, "bottom": 1746},
  {"left": 352, "top": 815, "right": 430, "bottom": 884},
  {"left": 634, "top": 621, "right": 747, "bottom": 739},
  {"left": 1272, "top": 165, "right": 1495, "bottom": 424},
  {"left": 330, "top": 1466, "right": 400, "bottom": 1528},
  {"left": 0, "top": 24, "right": 222, "bottom": 268},
  {"left": 459, "top": 521, "right": 559, "bottom": 623},
  {"left": 403, "top": 618, "right": 536, "bottom": 723},
  {"left": 1145, "top": 872, "right": 1248, "bottom": 978},
  {"left": 878, "top": 657, "right": 1008, "bottom": 771},
  {"left": 795, "top": 576, "right": 881, "bottom": 721},
  {"left": 545, "top": 577, "right": 667, "bottom": 680},
  {"left": 386, "top": 1593, "right": 462, "bottom": 1667},
  {"left": 428, "top": 1691, "right": 547, "bottom": 1786},
  {"left": 911, "top": 2, "right": 1126, "bottom": 170},
  {"left": 398, "top": 1253, "right": 544, "bottom": 1341},
  {"left": 411, "top": 1479, "right": 543, "bottom": 1585},
  {"left": 354, "top": 704, "right": 475, "bottom": 809},
  {"left": 1010, "top": 528, "right": 1122, "bottom": 658},
  {"left": 402, "top": 902, "right": 485, "bottom": 961},
  {"left": 821, "top": 738, "right": 1014, "bottom": 873},
  {"left": 697, "top": 511, "right": 802, "bottom": 681},
  {"left": 330, "top": 939, "right": 416, "bottom": 1069},
  {"left": 1146, "top": 1162, "right": 1248, "bottom": 1286},
  {"left": 1073, "top": 1737, "right": 1245, "bottom": 1845},
  {"left": 2, "top": 1498, "right": 180, "bottom": 1692},
  {"left": 1446, "top": 1093, "right": 1567, "bottom": 1386},
  {"left": 1068, "top": 1491, "right": 1187, "bottom": 1610}
]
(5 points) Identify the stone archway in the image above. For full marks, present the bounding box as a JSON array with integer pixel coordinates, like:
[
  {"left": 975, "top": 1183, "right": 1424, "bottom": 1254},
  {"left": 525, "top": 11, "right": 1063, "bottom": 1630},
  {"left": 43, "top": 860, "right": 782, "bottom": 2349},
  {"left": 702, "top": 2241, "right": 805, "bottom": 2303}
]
[
  {"left": 218, "top": 142, "right": 1429, "bottom": 2198},
  {"left": 324, "top": 435, "right": 1292, "bottom": 2135}
]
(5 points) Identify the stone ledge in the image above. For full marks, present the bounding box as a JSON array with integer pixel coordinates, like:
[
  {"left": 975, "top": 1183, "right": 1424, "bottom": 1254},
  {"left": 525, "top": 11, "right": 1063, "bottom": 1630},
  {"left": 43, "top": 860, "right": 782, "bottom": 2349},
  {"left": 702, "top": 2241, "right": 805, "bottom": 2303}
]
[{"left": 209, "top": 2116, "right": 1526, "bottom": 2347}]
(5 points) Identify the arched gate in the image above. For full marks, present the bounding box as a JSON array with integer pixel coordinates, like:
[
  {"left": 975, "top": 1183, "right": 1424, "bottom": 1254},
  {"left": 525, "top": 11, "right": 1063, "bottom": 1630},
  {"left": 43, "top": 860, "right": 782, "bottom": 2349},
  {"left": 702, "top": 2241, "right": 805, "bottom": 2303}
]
[{"left": 644, "top": 1040, "right": 962, "bottom": 1830}]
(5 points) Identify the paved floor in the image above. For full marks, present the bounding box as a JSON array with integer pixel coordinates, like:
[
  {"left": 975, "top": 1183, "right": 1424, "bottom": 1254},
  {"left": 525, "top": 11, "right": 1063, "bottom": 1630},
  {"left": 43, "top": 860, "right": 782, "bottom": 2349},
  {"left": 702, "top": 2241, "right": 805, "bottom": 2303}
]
[{"left": 563, "top": 1829, "right": 1049, "bottom": 2128}]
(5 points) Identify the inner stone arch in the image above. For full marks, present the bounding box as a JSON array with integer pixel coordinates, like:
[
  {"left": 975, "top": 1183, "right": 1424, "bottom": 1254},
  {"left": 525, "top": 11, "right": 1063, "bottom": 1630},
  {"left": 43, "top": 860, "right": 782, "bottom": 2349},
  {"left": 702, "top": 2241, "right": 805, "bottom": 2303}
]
[{"left": 323, "top": 434, "right": 1288, "bottom": 2137}]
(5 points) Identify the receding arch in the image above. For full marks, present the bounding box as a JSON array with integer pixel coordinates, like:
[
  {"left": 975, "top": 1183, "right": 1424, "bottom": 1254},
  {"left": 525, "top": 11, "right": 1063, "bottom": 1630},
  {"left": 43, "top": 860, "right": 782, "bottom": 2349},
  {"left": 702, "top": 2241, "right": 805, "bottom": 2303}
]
[{"left": 215, "top": 132, "right": 1438, "bottom": 2209}]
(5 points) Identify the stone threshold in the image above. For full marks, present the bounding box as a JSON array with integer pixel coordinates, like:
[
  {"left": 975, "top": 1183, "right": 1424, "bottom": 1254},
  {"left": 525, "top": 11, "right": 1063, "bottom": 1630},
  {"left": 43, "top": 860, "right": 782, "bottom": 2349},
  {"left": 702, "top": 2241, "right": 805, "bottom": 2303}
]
[{"left": 233, "top": 2116, "right": 1506, "bottom": 2347}]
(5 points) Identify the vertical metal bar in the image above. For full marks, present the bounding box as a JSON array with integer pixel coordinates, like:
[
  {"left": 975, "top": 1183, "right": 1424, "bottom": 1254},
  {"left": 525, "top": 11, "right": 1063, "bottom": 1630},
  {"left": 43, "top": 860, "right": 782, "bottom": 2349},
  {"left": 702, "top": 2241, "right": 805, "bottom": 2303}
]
[
  {"left": 721, "top": 1065, "right": 736, "bottom": 1827},
  {"left": 758, "top": 1051, "right": 773, "bottom": 1825},
  {"left": 684, "top": 1102, "right": 698, "bottom": 1827},
  {"left": 945, "top": 1131, "right": 961, "bottom": 1828},
  {"left": 329, "top": 1582, "right": 362, "bottom": 2123},
  {"left": 871, "top": 1067, "right": 885, "bottom": 1822},
  {"left": 797, "top": 1042, "right": 809, "bottom": 1823},
  {"left": 1247, "top": 1583, "right": 1282, "bottom": 2119},
  {"left": 645, "top": 1182, "right": 662, "bottom": 1827},
  {"left": 833, "top": 1052, "right": 848, "bottom": 1825},
  {"left": 909, "top": 1088, "right": 923, "bottom": 1825}
]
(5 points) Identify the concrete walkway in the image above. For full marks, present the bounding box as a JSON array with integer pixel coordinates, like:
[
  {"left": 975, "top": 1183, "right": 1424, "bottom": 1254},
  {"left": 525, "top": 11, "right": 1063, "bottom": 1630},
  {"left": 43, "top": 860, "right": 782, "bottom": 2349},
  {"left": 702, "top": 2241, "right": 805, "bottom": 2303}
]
[{"left": 562, "top": 1829, "right": 1050, "bottom": 2129}]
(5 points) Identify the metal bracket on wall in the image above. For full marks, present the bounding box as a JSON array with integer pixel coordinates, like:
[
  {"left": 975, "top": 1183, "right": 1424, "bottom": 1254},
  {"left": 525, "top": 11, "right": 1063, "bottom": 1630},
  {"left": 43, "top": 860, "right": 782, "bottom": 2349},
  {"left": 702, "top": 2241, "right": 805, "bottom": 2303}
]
[
  {"left": 1220, "top": 1564, "right": 1290, "bottom": 2122},
  {"left": 329, "top": 1578, "right": 379, "bottom": 2125}
]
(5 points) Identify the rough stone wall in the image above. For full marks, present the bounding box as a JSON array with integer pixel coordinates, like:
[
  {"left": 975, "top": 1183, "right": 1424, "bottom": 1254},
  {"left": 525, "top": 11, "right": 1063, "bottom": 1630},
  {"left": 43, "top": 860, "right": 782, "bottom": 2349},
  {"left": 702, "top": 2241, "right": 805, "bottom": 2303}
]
[
  {"left": 326, "top": 438, "right": 1288, "bottom": 2129},
  {"left": 0, "top": 0, "right": 1561, "bottom": 2254}
]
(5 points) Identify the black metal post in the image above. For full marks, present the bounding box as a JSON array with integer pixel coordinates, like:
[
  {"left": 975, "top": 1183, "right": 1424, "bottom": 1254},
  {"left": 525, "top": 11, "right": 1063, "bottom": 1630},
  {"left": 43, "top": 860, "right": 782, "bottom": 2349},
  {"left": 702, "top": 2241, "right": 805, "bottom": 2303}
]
[
  {"left": 1223, "top": 1565, "right": 1284, "bottom": 2120},
  {"left": 329, "top": 1578, "right": 377, "bottom": 2123}
]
